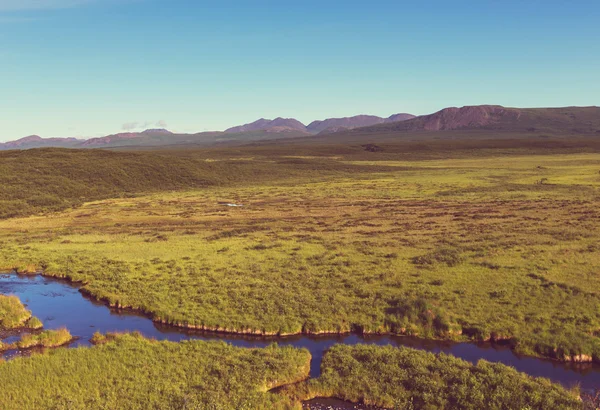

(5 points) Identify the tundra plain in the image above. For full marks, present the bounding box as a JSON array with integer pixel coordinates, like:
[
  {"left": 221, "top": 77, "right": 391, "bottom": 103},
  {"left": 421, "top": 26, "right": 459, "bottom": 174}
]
[{"left": 1, "top": 143, "right": 599, "bottom": 366}]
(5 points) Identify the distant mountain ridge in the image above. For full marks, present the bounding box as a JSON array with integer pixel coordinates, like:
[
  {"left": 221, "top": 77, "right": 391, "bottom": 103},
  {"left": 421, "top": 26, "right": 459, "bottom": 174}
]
[
  {"left": 225, "top": 118, "right": 308, "bottom": 133},
  {"left": 2, "top": 106, "right": 599, "bottom": 150},
  {"left": 307, "top": 113, "right": 415, "bottom": 134},
  {"left": 0, "top": 111, "right": 415, "bottom": 150},
  {"left": 225, "top": 113, "right": 415, "bottom": 135},
  {"left": 79, "top": 129, "right": 174, "bottom": 147},
  {"left": 1, "top": 135, "right": 82, "bottom": 149},
  {"left": 349, "top": 105, "right": 600, "bottom": 134}
]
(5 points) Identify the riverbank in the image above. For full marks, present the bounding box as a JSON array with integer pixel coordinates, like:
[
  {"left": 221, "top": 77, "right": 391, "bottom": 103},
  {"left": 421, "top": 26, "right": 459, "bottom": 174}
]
[
  {"left": 0, "top": 333, "right": 312, "bottom": 410},
  {"left": 2, "top": 272, "right": 599, "bottom": 392},
  {"left": 0, "top": 333, "right": 584, "bottom": 410},
  {"left": 7, "top": 267, "right": 598, "bottom": 367},
  {"left": 0, "top": 294, "right": 43, "bottom": 331},
  {"left": 279, "top": 344, "right": 583, "bottom": 409}
]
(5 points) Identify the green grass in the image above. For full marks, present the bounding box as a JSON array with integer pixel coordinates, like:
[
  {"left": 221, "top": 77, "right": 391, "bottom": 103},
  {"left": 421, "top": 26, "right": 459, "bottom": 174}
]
[
  {"left": 0, "top": 295, "right": 41, "bottom": 330},
  {"left": 280, "top": 344, "right": 582, "bottom": 410},
  {"left": 13, "top": 328, "right": 73, "bottom": 350},
  {"left": 0, "top": 333, "right": 311, "bottom": 410},
  {"left": 1, "top": 148, "right": 600, "bottom": 363},
  {"left": 0, "top": 333, "right": 581, "bottom": 409},
  {"left": 0, "top": 295, "right": 48, "bottom": 352}
]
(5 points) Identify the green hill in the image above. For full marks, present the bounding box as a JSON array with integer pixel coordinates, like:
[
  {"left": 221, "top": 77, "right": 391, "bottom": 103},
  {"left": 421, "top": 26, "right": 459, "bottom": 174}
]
[{"left": 0, "top": 149, "right": 224, "bottom": 219}]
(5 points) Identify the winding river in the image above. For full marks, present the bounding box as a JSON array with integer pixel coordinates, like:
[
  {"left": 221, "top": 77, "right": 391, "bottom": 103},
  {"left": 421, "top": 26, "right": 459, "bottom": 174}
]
[{"left": 1, "top": 273, "right": 599, "bottom": 408}]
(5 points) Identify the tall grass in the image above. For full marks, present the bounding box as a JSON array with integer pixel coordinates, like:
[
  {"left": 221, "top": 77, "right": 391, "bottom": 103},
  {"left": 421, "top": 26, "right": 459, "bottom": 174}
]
[
  {"left": 0, "top": 295, "right": 34, "bottom": 330},
  {"left": 280, "top": 344, "right": 583, "bottom": 409},
  {"left": 0, "top": 333, "right": 311, "bottom": 410},
  {"left": 14, "top": 328, "right": 72, "bottom": 349}
]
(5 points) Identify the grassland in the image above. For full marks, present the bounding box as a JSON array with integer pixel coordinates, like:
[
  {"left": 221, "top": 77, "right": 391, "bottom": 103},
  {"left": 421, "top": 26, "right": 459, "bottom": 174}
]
[
  {"left": 0, "top": 146, "right": 394, "bottom": 219},
  {"left": 280, "top": 344, "right": 582, "bottom": 409},
  {"left": 0, "top": 333, "right": 311, "bottom": 410},
  {"left": 1, "top": 145, "right": 600, "bottom": 363}
]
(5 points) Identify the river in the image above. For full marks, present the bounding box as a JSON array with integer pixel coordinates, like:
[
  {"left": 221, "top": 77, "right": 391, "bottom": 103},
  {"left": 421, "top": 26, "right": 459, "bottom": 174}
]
[{"left": 1, "top": 273, "right": 598, "bottom": 408}]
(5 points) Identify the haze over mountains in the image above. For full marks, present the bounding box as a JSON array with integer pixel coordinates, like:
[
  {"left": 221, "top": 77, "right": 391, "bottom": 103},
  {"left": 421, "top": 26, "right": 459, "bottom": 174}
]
[{"left": 2, "top": 105, "right": 599, "bottom": 150}]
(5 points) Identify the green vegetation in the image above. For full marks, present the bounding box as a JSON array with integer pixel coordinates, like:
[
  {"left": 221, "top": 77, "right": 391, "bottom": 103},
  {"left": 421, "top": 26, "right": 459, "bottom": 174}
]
[
  {"left": 0, "top": 294, "right": 53, "bottom": 352},
  {"left": 26, "top": 316, "right": 43, "bottom": 330},
  {"left": 13, "top": 328, "right": 73, "bottom": 350},
  {"left": 3, "top": 138, "right": 600, "bottom": 220},
  {"left": 0, "top": 333, "right": 581, "bottom": 409},
  {"left": 0, "top": 333, "right": 310, "bottom": 410},
  {"left": 281, "top": 344, "right": 582, "bottom": 409},
  {"left": 0, "top": 295, "right": 41, "bottom": 330},
  {"left": 0, "top": 148, "right": 222, "bottom": 219},
  {"left": 0, "top": 146, "right": 393, "bottom": 219},
  {"left": 1, "top": 145, "right": 600, "bottom": 363}
]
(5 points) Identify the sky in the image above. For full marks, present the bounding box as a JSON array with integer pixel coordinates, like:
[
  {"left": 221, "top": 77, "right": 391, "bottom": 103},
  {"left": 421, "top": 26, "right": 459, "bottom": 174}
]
[{"left": 0, "top": 0, "right": 599, "bottom": 141}]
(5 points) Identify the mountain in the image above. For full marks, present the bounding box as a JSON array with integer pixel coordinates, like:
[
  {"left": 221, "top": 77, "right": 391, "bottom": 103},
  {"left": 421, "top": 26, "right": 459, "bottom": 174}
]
[
  {"left": 349, "top": 105, "right": 600, "bottom": 134},
  {"left": 141, "top": 128, "right": 173, "bottom": 136},
  {"left": 224, "top": 113, "right": 417, "bottom": 135},
  {"left": 225, "top": 118, "right": 308, "bottom": 133},
  {"left": 3, "top": 106, "right": 598, "bottom": 151},
  {"left": 386, "top": 113, "right": 417, "bottom": 123},
  {"left": 307, "top": 113, "right": 416, "bottom": 134},
  {"left": 0, "top": 135, "right": 82, "bottom": 150}
]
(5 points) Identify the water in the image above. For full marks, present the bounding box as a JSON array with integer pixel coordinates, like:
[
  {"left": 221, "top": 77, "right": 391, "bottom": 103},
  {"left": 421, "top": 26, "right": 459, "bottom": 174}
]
[{"left": 1, "top": 273, "right": 599, "bottom": 396}]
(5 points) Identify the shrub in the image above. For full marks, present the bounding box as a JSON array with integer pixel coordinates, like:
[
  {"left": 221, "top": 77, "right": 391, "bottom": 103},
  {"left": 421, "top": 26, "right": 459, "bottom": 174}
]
[
  {"left": 384, "top": 296, "right": 451, "bottom": 336},
  {"left": 412, "top": 246, "right": 464, "bottom": 267}
]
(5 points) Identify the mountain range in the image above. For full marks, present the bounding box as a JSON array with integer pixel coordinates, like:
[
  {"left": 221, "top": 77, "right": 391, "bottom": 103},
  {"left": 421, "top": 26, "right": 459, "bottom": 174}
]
[
  {"left": 224, "top": 113, "right": 417, "bottom": 135},
  {"left": 2, "top": 106, "right": 599, "bottom": 150}
]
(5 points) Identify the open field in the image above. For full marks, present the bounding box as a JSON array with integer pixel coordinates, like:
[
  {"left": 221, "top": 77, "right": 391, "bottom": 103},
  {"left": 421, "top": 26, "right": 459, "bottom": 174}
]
[{"left": 1, "top": 147, "right": 599, "bottom": 363}]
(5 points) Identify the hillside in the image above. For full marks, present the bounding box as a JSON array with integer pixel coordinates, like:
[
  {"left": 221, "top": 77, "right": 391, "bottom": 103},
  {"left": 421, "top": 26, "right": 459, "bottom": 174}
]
[
  {"left": 0, "top": 149, "right": 225, "bottom": 219},
  {"left": 0, "top": 146, "right": 399, "bottom": 219}
]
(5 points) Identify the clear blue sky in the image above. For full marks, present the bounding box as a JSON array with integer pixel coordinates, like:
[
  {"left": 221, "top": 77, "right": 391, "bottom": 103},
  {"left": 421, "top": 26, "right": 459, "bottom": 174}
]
[{"left": 0, "top": 0, "right": 598, "bottom": 140}]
